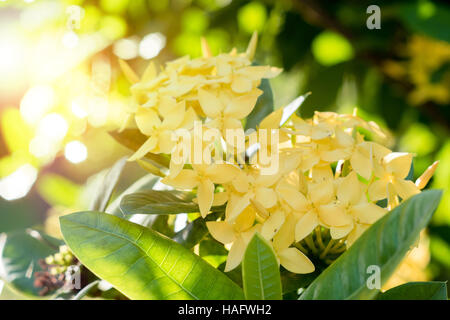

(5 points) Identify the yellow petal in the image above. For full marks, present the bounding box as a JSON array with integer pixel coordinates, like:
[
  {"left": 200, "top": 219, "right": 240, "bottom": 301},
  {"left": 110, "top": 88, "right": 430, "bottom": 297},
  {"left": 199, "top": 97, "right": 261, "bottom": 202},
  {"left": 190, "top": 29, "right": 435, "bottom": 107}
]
[
  {"left": 368, "top": 178, "right": 389, "bottom": 201},
  {"left": 156, "top": 130, "right": 176, "bottom": 154},
  {"left": 350, "top": 146, "right": 372, "bottom": 180},
  {"left": 212, "top": 191, "right": 229, "bottom": 207},
  {"left": 231, "top": 171, "right": 249, "bottom": 193},
  {"left": 200, "top": 37, "right": 212, "bottom": 58},
  {"left": 226, "top": 193, "right": 251, "bottom": 222},
  {"left": 255, "top": 187, "right": 277, "bottom": 208},
  {"left": 246, "top": 31, "right": 258, "bottom": 60},
  {"left": 205, "top": 164, "right": 241, "bottom": 184},
  {"left": 198, "top": 89, "right": 222, "bottom": 118},
  {"left": 234, "top": 205, "right": 256, "bottom": 232},
  {"left": 206, "top": 221, "right": 235, "bottom": 244},
  {"left": 383, "top": 152, "right": 413, "bottom": 179},
  {"left": 197, "top": 178, "right": 215, "bottom": 218},
  {"left": 261, "top": 210, "right": 285, "bottom": 241},
  {"left": 135, "top": 108, "right": 161, "bottom": 136},
  {"left": 330, "top": 224, "right": 353, "bottom": 239},
  {"left": 277, "top": 247, "right": 315, "bottom": 274},
  {"left": 310, "top": 165, "right": 334, "bottom": 182},
  {"left": 295, "top": 210, "right": 319, "bottom": 241},
  {"left": 119, "top": 59, "right": 139, "bottom": 84},
  {"left": 179, "top": 107, "right": 198, "bottom": 130},
  {"left": 161, "top": 169, "right": 199, "bottom": 189},
  {"left": 415, "top": 161, "right": 439, "bottom": 189},
  {"left": 393, "top": 178, "right": 420, "bottom": 200},
  {"left": 277, "top": 186, "right": 309, "bottom": 212},
  {"left": 161, "top": 101, "right": 186, "bottom": 130},
  {"left": 141, "top": 61, "right": 157, "bottom": 83},
  {"left": 224, "top": 89, "right": 260, "bottom": 119},
  {"left": 273, "top": 213, "right": 296, "bottom": 251},
  {"left": 224, "top": 236, "right": 246, "bottom": 272},
  {"left": 128, "top": 136, "right": 158, "bottom": 162},
  {"left": 337, "top": 171, "right": 362, "bottom": 206},
  {"left": 318, "top": 203, "right": 352, "bottom": 227},
  {"left": 308, "top": 180, "right": 335, "bottom": 205},
  {"left": 311, "top": 123, "right": 333, "bottom": 140},
  {"left": 351, "top": 202, "right": 386, "bottom": 224},
  {"left": 260, "top": 108, "right": 283, "bottom": 130},
  {"left": 231, "top": 75, "right": 253, "bottom": 93}
]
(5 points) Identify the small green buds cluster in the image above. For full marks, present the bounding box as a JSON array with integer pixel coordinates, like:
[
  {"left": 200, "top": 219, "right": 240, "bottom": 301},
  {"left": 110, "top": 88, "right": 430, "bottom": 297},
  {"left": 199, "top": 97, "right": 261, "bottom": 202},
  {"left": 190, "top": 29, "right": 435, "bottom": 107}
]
[{"left": 44, "top": 245, "right": 75, "bottom": 275}]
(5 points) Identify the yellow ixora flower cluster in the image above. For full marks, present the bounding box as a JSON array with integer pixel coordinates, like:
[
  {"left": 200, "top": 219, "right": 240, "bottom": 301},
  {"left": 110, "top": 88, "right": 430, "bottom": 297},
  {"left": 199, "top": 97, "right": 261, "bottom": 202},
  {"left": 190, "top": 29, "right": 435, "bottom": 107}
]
[{"left": 119, "top": 34, "right": 438, "bottom": 275}]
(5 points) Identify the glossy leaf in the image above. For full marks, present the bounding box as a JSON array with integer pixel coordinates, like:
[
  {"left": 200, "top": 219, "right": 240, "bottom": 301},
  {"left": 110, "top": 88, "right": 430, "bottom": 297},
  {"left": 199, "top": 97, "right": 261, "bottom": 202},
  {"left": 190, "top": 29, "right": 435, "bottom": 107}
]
[
  {"left": 60, "top": 211, "right": 244, "bottom": 300},
  {"left": 106, "top": 174, "right": 159, "bottom": 216},
  {"left": 120, "top": 190, "right": 198, "bottom": 215},
  {"left": 242, "top": 233, "right": 282, "bottom": 300},
  {"left": 89, "top": 157, "right": 127, "bottom": 212},
  {"left": 173, "top": 212, "right": 222, "bottom": 249},
  {"left": 0, "top": 229, "right": 62, "bottom": 297},
  {"left": 300, "top": 190, "right": 442, "bottom": 300},
  {"left": 377, "top": 281, "right": 447, "bottom": 300}
]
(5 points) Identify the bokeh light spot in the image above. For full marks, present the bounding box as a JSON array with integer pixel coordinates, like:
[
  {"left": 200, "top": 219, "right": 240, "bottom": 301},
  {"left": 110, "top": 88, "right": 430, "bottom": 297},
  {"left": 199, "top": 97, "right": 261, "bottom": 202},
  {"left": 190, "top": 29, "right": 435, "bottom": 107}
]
[
  {"left": 0, "top": 164, "right": 38, "bottom": 201},
  {"left": 312, "top": 31, "right": 354, "bottom": 66},
  {"left": 64, "top": 141, "right": 88, "bottom": 164},
  {"left": 238, "top": 1, "right": 267, "bottom": 34}
]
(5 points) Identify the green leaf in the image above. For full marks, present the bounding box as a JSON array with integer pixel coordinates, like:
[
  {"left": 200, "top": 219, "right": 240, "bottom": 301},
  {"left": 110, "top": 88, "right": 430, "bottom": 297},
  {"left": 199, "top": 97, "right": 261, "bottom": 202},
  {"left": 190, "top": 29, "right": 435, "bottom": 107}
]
[
  {"left": 89, "top": 157, "right": 127, "bottom": 212},
  {"left": 300, "top": 190, "right": 442, "bottom": 300},
  {"left": 377, "top": 281, "right": 448, "bottom": 300},
  {"left": 173, "top": 212, "right": 222, "bottom": 249},
  {"left": 245, "top": 77, "right": 274, "bottom": 130},
  {"left": 242, "top": 233, "right": 282, "bottom": 300},
  {"left": 0, "top": 229, "right": 62, "bottom": 297},
  {"left": 60, "top": 211, "right": 244, "bottom": 300},
  {"left": 109, "top": 129, "right": 170, "bottom": 168},
  {"left": 106, "top": 174, "right": 159, "bottom": 216},
  {"left": 120, "top": 190, "right": 198, "bottom": 215},
  {"left": 199, "top": 239, "right": 227, "bottom": 268}
]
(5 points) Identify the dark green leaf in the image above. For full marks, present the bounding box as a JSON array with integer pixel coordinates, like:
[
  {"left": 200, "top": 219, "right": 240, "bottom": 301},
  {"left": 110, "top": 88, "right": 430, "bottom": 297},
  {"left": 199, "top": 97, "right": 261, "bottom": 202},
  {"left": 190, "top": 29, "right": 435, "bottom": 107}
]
[
  {"left": 377, "top": 281, "right": 447, "bottom": 300},
  {"left": 0, "top": 229, "right": 62, "bottom": 297},
  {"left": 300, "top": 190, "right": 442, "bottom": 300},
  {"left": 60, "top": 211, "right": 244, "bottom": 300},
  {"left": 242, "top": 233, "right": 282, "bottom": 300},
  {"left": 120, "top": 190, "right": 198, "bottom": 215},
  {"left": 173, "top": 212, "right": 223, "bottom": 249}
]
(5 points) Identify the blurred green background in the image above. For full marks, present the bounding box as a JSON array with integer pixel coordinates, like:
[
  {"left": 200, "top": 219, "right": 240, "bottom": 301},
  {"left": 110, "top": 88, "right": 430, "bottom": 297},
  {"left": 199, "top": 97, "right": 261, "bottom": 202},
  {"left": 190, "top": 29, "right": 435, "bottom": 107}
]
[{"left": 0, "top": 0, "right": 449, "bottom": 298}]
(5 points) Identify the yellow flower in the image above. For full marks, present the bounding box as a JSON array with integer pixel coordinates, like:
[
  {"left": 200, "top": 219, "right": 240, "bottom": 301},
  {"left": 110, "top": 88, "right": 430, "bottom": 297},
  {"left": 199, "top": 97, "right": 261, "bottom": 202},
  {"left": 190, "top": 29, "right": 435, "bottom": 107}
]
[
  {"left": 319, "top": 171, "right": 387, "bottom": 239},
  {"left": 225, "top": 168, "right": 280, "bottom": 222},
  {"left": 207, "top": 205, "right": 259, "bottom": 272},
  {"left": 198, "top": 87, "right": 262, "bottom": 135},
  {"left": 368, "top": 152, "right": 420, "bottom": 202},
  {"left": 162, "top": 163, "right": 241, "bottom": 217}
]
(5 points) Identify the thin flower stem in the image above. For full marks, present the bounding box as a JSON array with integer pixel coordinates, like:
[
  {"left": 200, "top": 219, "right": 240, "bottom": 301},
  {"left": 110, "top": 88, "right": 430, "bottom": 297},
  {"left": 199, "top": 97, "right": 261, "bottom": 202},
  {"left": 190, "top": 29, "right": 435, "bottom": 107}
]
[
  {"left": 319, "top": 238, "right": 335, "bottom": 260},
  {"left": 295, "top": 242, "right": 309, "bottom": 255},
  {"left": 315, "top": 227, "right": 325, "bottom": 250},
  {"left": 304, "top": 234, "right": 318, "bottom": 255},
  {"left": 329, "top": 240, "right": 347, "bottom": 253}
]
